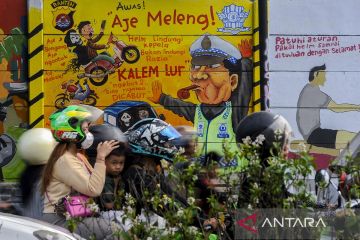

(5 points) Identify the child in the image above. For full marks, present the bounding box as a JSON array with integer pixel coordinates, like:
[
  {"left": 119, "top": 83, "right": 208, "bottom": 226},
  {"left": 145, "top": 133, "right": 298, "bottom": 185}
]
[{"left": 99, "top": 147, "right": 126, "bottom": 211}]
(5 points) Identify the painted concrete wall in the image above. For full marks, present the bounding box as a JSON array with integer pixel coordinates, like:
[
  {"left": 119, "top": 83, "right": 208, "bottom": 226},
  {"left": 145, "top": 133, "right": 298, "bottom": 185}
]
[
  {"left": 268, "top": 0, "right": 360, "bottom": 165},
  {"left": 1, "top": 0, "right": 259, "bottom": 181},
  {"left": 0, "top": 0, "right": 28, "bottom": 181}
]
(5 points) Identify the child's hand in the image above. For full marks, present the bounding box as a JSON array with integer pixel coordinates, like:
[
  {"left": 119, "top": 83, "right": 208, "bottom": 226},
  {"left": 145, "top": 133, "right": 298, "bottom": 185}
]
[{"left": 96, "top": 140, "right": 120, "bottom": 161}]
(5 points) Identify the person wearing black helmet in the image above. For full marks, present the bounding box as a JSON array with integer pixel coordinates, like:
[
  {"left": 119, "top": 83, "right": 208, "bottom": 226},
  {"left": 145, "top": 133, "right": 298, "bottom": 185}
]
[
  {"left": 122, "top": 118, "right": 188, "bottom": 214},
  {"left": 85, "top": 124, "right": 129, "bottom": 212},
  {"left": 236, "top": 111, "right": 293, "bottom": 207},
  {"left": 203, "top": 111, "right": 293, "bottom": 234},
  {"left": 86, "top": 124, "right": 128, "bottom": 167},
  {"left": 236, "top": 111, "right": 292, "bottom": 161}
]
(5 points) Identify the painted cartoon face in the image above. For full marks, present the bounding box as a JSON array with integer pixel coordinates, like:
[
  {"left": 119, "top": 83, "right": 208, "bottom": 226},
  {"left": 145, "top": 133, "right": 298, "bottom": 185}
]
[
  {"left": 190, "top": 64, "right": 238, "bottom": 105},
  {"left": 316, "top": 71, "right": 326, "bottom": 86},
  {"left": 80, "top": 24, "right": 94, "bottom": 40},
  {"left": 120, "top": 112, "right": 131, "bottom": 127},
  {"left": 138, "top": 109, "right": 149, "bottom": 119},
  {"left": 70, "top": 32, "right": 82, "bottom": 45}
]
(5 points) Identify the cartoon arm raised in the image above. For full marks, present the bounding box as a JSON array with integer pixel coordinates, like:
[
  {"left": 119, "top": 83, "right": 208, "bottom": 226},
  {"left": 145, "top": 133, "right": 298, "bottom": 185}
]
[
  {"left": 148, "top": 80, "right": 163, "bottom": 104},
  {"left": 238, "top": 39, "right": 253, "bottom": 58},
  {"left": 148, "top": 80, "right": 196, "bottom": 122}
]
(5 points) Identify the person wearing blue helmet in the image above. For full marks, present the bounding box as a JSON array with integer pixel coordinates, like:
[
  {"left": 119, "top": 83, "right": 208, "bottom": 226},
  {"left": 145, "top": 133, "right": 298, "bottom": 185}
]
[{"left": 123, "top": 118, "right": 188, "bottom": 214}]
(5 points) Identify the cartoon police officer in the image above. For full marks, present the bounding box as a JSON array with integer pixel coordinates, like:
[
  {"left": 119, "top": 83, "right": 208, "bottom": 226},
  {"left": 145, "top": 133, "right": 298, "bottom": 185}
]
[{"left": 149, "top": 34, "right": 253, "bottom": 169}]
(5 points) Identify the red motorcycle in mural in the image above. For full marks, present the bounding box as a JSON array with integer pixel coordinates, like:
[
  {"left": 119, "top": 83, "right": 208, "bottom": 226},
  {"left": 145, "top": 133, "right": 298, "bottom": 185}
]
[
  {"left": 77, "top": 33, "right": 140, "bottom": 86},
  {"left": 55, "top": 80, "right": 99, "bottom": 109}
]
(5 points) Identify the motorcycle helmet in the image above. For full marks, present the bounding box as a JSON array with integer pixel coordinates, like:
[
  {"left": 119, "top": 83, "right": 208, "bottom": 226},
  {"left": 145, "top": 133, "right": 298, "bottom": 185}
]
[
  {"left": 173, "top": 125, "right": 197, "bottom": 147},
  {"left": 125, "top": 118, "right": 182, "bottom": 162},
  {"left": 85, "top": 124, "right": 128, "bottom": 166},
  {"left": 18, "top": 128, "right": 56, "bottom": 165},
  {"left": 236, "top": 111, "right": 292, "bottom": 159},
  {"left": 50, "top": 105, "right": 92, "bottom": 143}
]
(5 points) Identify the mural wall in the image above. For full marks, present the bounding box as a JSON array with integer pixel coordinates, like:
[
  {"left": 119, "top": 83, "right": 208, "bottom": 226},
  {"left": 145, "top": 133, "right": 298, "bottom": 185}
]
[
  {"left": 0, "top": 0, "right": 28, "bottom": 181},
  {"left": 268, "top": 0, "right": 360, "bottom": 164},
  {"left": 37, "top": 0, "right": 257, "bottom": 161}
]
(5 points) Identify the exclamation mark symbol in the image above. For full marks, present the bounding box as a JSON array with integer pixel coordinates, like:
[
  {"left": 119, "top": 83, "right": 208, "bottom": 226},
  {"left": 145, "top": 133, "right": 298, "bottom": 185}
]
[
  {"left": 210, "top": 6, "right": 215, "bottom": 25},
  {"left": 143, "top": 1, "right": 145, "bottom": 9}
]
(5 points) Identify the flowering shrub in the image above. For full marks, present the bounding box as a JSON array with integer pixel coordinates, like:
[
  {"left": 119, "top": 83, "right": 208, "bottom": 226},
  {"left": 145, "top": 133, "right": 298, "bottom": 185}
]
[{"left": 65, "top": 136, "right": 322, "bottom": 239}]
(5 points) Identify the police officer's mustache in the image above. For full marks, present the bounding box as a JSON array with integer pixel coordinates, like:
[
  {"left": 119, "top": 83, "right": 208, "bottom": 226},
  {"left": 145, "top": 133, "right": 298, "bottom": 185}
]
[{"left": 177, "top": 85, "right": 200, "bottom": 99}]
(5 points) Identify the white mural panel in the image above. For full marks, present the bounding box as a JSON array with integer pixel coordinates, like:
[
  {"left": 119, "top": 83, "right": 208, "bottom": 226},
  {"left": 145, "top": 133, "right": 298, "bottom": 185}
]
[{"left": 269, "top": 0, "right": 360, "bottom": 157}]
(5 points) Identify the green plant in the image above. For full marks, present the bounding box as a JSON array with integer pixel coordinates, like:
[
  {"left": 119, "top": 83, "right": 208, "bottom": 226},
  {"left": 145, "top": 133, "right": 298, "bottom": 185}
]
[{"left": 64, "top": 136, "right": 322, "bottom": 239}]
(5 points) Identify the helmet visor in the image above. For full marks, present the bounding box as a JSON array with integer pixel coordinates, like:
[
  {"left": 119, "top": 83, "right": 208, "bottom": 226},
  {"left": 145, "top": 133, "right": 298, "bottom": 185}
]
[
  {"left": 159, "top": 126, "right": 182, "bottom": 141},
  {"left": 79, "top": 104, "right": 104, "bottom": 122}
]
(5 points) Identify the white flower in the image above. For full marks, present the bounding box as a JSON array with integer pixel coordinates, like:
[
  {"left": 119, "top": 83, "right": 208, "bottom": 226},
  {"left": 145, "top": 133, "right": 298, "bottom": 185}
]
[
  {"left": 88, "top": 202, "right": 99, "bottom": 213},
  {"left": 187, "top": 197, "right": 195, "bottom": 205},
  {"left": 126, "top": 206, "right": 135, "bottom": 215},
  {"left": 230, "top": 194, "right": 239, "bottom": 203},
  {"left": 176, "top": 209, "right": 184, "bottom": 217},
  {"left": 188, "top": 226, "right": 198, "bottom": 235},
  {"left": 178, "top": 147, "right": 185, "bottom": 154},
  {"left": 255, "top": 134, "right": 265, "bottom": 145},
  {"left": 242, "top": 136, "right": 252, "bottom": 145},
  {"left": 298, "top": 142, "right": 307, "bottom": 152},
  {"left": 162, "top": 194, "right": 171, "bottom": 205},
  {"left": 274, "top": 129, "right": 284, "bottom": 140},
  {"left": 169, "top": 227, "right": 177, "bottom": 235},
  {"left": 125, "top": 193, "right": 136, "bottom": 205},
  {"left": 64, "top": 212, "right": 71, "bottom": 220}
]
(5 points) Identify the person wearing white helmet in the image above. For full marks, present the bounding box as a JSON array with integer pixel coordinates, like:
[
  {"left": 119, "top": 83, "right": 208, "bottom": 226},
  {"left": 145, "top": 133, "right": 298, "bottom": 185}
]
[{"left": 17, "top": 128, "right": 56, "bottom": 219}]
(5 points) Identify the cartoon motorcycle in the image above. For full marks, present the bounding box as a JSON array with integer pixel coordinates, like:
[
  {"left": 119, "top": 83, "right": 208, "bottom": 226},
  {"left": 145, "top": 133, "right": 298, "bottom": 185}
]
[
  {"left": 77, "top": 33, "right": 140, "bottom": 86},
  {"left": 55, "top": 80, "right": 99, "bottom": 109}
]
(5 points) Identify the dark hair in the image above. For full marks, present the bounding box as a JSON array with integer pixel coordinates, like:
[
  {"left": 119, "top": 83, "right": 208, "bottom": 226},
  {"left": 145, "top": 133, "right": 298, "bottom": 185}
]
[
  {"left": 64, "top": 29, "right": 78, "bottom": 47},
  {"left": 106, "top": 146, "right": 128, "bottom": 161},
  {"left": 309, "top": 64, "right": 326, "bottom": 82},
  {"left": 77, "top": 21, "right": 91, "bottom": 35},
  {"left": 41, "top": 142, "right": 71, "bottom": 193}
]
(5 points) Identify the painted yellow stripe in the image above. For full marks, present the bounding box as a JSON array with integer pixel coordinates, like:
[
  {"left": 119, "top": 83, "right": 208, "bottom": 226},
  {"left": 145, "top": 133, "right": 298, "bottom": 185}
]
[
  {"left": 252, "top": 0, "right": 261, "bottom": 112},
  {"left": 28, "top": 32, "right": 42, "bottom": 53},
  {"left": 29, "top": 78, "right": 43, "bottom": 100},
  {"left": 253, "top": 65, "right": 260, "bottom": 77},
  {"left": 254, "top": 84, "right": 261, "bottom": 100},
  {"left": 253, "top": 50, "right": 260, "bottom": 62},
  {"left": 253, "top": 31, "right": 260, "bottom": 45},
  {"left": 28, "top": 1, "right": 44, "bottom": 128}
]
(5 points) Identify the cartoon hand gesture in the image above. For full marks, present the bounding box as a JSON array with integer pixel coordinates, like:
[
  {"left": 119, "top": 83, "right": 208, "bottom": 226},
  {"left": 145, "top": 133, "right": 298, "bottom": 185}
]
[
  {"left": 148, "top": 80, "right": 163, "bottom": 104},
  {"left": 238, "top": 39, "right": 253, "bottom": 58}
]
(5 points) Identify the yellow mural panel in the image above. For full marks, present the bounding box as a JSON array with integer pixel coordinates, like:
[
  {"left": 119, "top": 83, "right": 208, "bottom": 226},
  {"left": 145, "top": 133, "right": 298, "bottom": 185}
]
[
  {"left": 43, "top": 0, "right": 253, "bottom": 35},
  {"left": 40, "top": 0, "right": 257, "bottom": 151}
]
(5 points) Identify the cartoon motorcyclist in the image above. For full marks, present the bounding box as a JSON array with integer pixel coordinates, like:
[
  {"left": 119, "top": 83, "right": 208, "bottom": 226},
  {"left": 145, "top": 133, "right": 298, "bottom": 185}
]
[
  {"left": 61, "top": 79, "right": 91, "bottom": 101},
  {"left": 77, "top": 21, "right": 115, "bottom": 65}
]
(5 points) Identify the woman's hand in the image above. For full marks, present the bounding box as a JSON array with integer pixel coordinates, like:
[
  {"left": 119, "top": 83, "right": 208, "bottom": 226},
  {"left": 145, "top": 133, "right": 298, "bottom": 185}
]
[{"left": 96, "top": 140, "right": 120, "bottom": 161}]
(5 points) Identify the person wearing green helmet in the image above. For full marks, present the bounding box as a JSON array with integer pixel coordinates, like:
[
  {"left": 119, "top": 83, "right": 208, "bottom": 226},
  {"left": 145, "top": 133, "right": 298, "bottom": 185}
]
[{"left": 41, "top": 105, "right": 120, "bottom": 239}]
